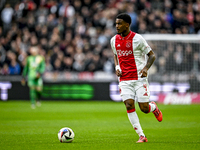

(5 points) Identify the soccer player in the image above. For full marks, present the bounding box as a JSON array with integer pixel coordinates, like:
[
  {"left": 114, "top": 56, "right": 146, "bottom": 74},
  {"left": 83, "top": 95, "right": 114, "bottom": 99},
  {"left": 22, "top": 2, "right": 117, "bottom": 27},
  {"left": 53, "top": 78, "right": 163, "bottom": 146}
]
[
  {"left": 110, "top": 13, "right": 163, "bottom": 143},
  {"left": 21, "top": 45, "right": 45, "bottom": 109}
]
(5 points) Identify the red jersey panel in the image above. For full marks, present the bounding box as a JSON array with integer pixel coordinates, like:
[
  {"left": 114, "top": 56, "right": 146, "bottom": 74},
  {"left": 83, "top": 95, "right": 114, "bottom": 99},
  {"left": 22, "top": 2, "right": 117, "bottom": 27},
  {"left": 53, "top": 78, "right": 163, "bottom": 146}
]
[{"left": 115, "top": 31, "right": 138, "bottom": 81}]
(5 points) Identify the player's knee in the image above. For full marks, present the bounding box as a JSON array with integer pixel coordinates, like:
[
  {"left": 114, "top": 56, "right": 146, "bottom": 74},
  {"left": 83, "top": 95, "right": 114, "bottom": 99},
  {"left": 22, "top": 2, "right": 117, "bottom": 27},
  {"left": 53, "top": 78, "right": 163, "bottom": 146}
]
[
  {"left": 124, "top": 100, "right": 135, "bottom": 110},
  {"left": 36, "top": 88, "right": 42, "bottom": 92},
  {"left": 125, "top": 103, "right": 134, "bottom": 110},
  {"left": 30, "top": 86, "right": 35, "bottom": 90},
  {"left": 140, "top": 106, "right": 149, "bottom": 114}
]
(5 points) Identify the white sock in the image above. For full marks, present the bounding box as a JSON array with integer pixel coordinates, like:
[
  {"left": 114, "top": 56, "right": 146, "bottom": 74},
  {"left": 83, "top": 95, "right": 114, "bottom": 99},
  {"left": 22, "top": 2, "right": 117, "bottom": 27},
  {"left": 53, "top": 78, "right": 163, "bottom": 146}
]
[
  {"left": 149, "top": 103, "right": 156, "bottom": 113},
  {"left": 127, "top": 109, "right": 145, "bottom": 137}
]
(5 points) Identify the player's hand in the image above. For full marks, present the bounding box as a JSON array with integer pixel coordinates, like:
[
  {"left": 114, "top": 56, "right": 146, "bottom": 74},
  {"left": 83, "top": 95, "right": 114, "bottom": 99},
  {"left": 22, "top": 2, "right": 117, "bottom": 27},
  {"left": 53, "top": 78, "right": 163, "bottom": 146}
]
[
  {"left": 115, "top": 65, "right": 122, "bottom": 77},
  {"left": 139, "top": 67, "right": 148, "bottom": 78},
  {"left": 21, "top": 78, "right": 26, "bottom": 86},
  {"left": 36, "top": 73, "right": 41, "bottom": 79},
  {"left": 116, "top": 69, "right": 122, "bottom": 77}
]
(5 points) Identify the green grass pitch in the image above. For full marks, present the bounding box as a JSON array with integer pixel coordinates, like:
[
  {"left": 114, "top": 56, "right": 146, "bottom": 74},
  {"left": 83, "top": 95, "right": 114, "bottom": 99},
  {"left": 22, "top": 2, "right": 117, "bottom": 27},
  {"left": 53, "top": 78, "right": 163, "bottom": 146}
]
[{"left": 0, "top": 101, "right": 200, "bottom": 150}]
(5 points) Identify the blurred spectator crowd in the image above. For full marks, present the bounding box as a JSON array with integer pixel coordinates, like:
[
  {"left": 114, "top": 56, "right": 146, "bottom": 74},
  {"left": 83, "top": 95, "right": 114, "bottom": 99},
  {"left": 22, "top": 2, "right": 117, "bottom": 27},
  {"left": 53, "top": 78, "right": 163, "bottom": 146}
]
[
  {"left": 149, "top": 41, "right": 200, "bottom": 75},
  {"left": 0, "top": 0, "right": 200, "bottom": 76}
]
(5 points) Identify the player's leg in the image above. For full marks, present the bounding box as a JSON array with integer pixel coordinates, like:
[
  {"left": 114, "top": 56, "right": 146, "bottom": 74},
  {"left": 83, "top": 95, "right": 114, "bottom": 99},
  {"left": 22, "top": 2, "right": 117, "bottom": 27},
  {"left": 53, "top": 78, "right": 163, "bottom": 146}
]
[
  {"left": 35, "top": 86, "right": 42, "bottom": 107},
  {"left": 119, "top": 81, "right": 145, "bottom": 141},
  {"left": 29, "top": 87, "right": 36, "bottom": 105},
  {"left": 35, "top": 78, "right": 43, "bottom": 107},
  {"left": 138, "top": 102, "right": 156, "bottom": 113},
  {"left": 125, "top": 99, "right": 148, "bottom": 143},
  {"left": 136, "top": 78, "right": 163, "bottom": 122},
  {"left": 138, "top": 101, "right": 163, "bottom": 122},
  {"left": 124, "top": 99, "right": 145, "bottom": 137},
  {"left": 28, "top": 81, "right": 36, "bottom": 109},
  {"left": 28, "top": 79, "right": 38, "bottom": 109}
]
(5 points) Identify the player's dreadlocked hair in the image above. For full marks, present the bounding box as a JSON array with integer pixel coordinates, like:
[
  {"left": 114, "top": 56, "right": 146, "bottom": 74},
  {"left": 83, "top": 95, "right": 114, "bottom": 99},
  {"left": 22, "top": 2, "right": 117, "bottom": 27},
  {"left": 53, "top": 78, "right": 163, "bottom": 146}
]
[{"left": 116, "top": 13, "right": 132, "bottom": 25}]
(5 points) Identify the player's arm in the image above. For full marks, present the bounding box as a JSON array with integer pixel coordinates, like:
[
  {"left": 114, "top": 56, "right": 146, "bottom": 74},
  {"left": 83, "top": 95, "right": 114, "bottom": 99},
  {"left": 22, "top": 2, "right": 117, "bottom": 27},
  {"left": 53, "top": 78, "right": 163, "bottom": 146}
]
[
  {"left": 36, "top": 56, "right": 45, "bottom": 79},
  {"left": 146, "top": 50, "right": 156, "bottom": 69},
  {"left": 21, "top": 58, "right": 29, "bottom": 85},
  {"left": 114, "top": 54, "right": 122, "bottom": 77},
  {"left": 139, "top": 50, "right": 156, "bottom": 78},
  {"left": 110, "top": 36, "right": 122, "bottom": 77}
]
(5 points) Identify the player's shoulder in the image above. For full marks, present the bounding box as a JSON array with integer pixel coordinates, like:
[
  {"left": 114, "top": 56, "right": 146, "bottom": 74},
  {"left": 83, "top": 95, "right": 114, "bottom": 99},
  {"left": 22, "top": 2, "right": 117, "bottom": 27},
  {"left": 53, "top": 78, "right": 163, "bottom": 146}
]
[
  {"left": 133, "top": 33, "right": 147, "bottom": 42},
  {"left": 34, "top": 55, "right": 44, "bottom": 63},
  {"left": 38, "top": 55, "right": 45, "bottom": 61},
  {"left": 110, "top": 35, "right": 117, "bottom": 42},
  {"left": 134, "top": 33, "right": 144, "bottom": 39},
  {"left": 110, "top": 35, "right": 117, "bottom": 46},
  {"left": 38, "top": 55, "right": 44, "bottom": 59}
]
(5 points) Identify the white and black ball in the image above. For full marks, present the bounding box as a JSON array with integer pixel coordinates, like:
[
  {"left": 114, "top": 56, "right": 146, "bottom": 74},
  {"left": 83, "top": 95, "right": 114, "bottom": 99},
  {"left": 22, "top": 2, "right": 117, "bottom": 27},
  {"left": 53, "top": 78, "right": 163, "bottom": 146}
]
[{"left": 58, "top": 127, "right": 75, "bottom": 143}]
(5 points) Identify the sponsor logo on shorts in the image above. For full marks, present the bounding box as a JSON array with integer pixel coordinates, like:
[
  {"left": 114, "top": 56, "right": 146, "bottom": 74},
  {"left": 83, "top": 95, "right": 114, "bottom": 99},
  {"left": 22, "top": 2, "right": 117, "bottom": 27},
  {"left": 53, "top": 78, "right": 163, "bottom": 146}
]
[
  {"left": 143, "top": 84, "right": 148, "bottom": 96},
  {"left": 119, "top": 88, "right": 121, "bottom": 94}
]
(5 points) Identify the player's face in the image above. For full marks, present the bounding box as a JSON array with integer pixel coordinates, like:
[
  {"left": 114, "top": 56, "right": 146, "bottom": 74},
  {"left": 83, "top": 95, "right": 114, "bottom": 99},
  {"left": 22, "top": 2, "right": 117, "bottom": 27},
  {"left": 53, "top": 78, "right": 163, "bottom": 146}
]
[
  {"left": 115, "top": 19, "right": 129, "bottom": 34},
  {"left": 30, "top": 47, "right": 38, "bottom": 56}
]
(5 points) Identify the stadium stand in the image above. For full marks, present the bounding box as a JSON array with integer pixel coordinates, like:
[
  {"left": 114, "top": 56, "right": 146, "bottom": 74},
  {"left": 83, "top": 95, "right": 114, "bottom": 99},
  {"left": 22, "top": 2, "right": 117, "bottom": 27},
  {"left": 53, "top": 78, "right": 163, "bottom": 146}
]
[{"left": 0, "top": 0, "right": 200, "bottom": 81}]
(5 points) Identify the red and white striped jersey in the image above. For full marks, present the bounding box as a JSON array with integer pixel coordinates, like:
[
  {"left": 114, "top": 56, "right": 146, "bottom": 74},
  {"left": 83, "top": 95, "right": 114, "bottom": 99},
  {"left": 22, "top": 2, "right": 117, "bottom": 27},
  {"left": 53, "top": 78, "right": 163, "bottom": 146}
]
[{"left": 110, "top": 31, "right": 152, "bottom": 82}]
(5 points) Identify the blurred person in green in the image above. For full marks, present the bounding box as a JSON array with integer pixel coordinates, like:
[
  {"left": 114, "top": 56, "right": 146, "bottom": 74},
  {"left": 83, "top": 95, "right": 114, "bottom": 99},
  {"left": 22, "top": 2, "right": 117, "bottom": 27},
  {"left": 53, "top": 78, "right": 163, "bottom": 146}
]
[{"left": 21, "top": 45, "right": 45, "bottom": 109}]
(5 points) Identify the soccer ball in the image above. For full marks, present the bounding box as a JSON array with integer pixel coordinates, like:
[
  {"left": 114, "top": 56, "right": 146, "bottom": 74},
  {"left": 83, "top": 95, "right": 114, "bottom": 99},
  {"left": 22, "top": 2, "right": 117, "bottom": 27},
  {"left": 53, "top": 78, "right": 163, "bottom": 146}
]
[{"left": 58, "top": 127, "right": 75, "bottom": 143}]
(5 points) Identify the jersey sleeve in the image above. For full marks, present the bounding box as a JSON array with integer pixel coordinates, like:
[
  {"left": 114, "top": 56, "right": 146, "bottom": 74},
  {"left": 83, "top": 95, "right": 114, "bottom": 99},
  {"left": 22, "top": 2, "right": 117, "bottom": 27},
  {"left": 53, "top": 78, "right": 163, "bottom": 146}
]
[
  {"left": 110, "top": 36, "right": 117, "bottom": 55},
  {"left": 137, "top": 34, "right": 152, "bottom": 55}
]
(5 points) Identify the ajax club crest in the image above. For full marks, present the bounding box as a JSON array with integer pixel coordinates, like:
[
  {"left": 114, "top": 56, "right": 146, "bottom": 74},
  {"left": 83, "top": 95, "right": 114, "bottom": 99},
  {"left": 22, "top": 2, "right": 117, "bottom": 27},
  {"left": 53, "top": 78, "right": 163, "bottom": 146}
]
[{"left": 126, "top": 42, "right": 131, "bottom": 48}]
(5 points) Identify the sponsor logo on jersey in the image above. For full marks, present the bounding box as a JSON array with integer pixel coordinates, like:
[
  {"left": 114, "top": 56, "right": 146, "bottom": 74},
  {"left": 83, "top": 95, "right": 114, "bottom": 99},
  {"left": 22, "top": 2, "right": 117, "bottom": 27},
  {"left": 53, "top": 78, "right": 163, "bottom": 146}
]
[{"left": 117, "top": 50, "right": 133, "bottom": 56}]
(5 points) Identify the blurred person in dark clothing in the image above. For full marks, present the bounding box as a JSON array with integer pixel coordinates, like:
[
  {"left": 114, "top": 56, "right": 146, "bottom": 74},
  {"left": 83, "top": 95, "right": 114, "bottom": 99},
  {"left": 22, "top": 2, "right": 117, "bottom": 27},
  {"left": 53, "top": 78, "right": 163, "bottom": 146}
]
[
  {"left": 1, "top": 63, "right": 10, "bottom": 75},
  {"left": 0, "top": 45, "right": 6, "bottom": 68},
  {"left": 45, "top": 56, "right": 53, "bottom": 72},
  {"left": 86, "top": 53, "right": 103, "bottom": 72},
  {"left": 182, "top": 44, "right": 193, "bottom": 71},
  {"left": 63, "top": 57, "right": 74, "bottom": 71},
  {"left": 192, "top": 52, "right": 200, "bottom": 72},
  {"left": 194, "top": 13, "right": 200, "bottom": 33},
  {"left": 187, "top": 74, "right": 200, "bottom": 92},
  {"left": 53, "top": 58, "right": 63, "bottom": 71},
  {"left": 50, "top": 45, "right": 60, "bottom": 65}
]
